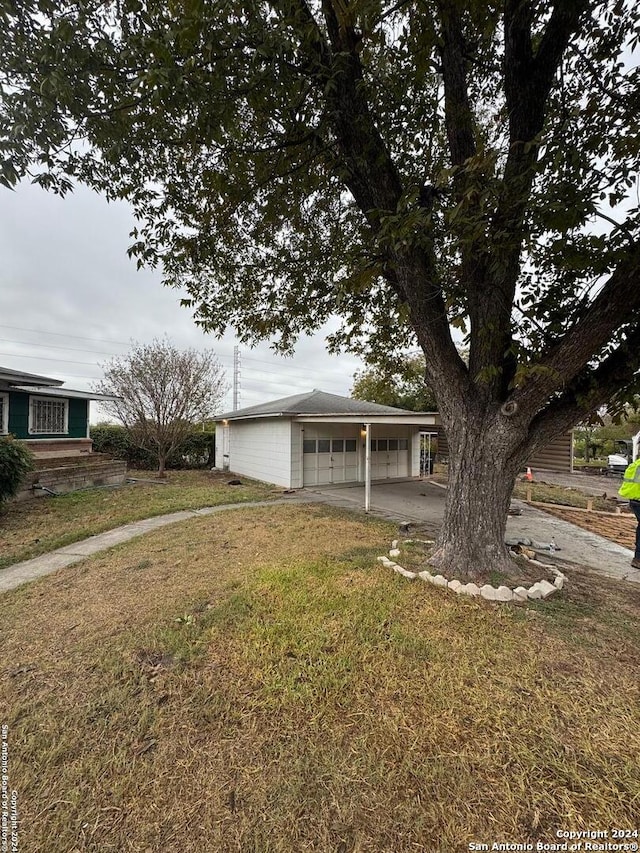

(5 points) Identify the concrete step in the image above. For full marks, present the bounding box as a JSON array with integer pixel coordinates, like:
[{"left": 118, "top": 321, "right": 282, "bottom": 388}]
[
  {"left": 18, "top": 459, "right": 128, "bottom": 500},
  {"left": 25, "top": 438, "right": 93, "bottom": 457},
  {"left": 32, "top": 452, "right": 114, "bottom": 471}
]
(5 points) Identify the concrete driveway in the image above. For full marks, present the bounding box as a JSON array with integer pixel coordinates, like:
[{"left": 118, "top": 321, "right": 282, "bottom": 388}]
[
  {"left": 303, "top": 478, "right": 639, "bottom": 582},
  {"left": 307, "top": 479, "right": 448, "bottom": 529}
]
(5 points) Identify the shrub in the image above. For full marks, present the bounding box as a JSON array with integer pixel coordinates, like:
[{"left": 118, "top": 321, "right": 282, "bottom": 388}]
[
  {"left": 90, "top": 425, "right": 215, "bottom": 470},
  {"left": 0, "top": 436, "right": 34, "bottom": 503},
  {"left": 173, "top": 430, "right": 216, "bottom": 469},
  {"left": 90, "top": 424, "right": 156, "bottom": 468}
]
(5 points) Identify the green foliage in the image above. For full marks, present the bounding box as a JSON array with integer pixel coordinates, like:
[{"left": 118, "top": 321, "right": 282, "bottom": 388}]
[
  {"left": 90, "top": 425, "right": 156, "bottom": 468},
  {"left": 351, "top": 355, "right": 437, "bottom": 411},
  {"left": 177, "top": 430, "right": 216, "bottom": 469},
  {"left": 0, "top": 436, "right": 34, "bottom": 503},
  {"left": 574, "top": 407, "right": 640, "bottom": 460},
  {"left": 2, "top": 1, "right": 639, "bottom": 380},
  {"left": 90, "top": 424, "right": 215, "bottom": 470}
]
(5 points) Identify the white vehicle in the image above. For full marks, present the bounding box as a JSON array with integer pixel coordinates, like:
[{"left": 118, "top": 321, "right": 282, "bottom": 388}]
[{"left": 607, "top": 453, "right": 629, "bottom": 475}]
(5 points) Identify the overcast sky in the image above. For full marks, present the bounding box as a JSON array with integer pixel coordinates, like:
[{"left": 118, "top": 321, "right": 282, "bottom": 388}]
[{"left": 0, "top": 180, "right": 365, "bottom": 419}]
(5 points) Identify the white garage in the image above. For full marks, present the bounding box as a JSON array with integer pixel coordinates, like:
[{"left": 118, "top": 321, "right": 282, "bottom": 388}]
[{"left": 214, "top": 390, "right": 439, "bottom": 489}]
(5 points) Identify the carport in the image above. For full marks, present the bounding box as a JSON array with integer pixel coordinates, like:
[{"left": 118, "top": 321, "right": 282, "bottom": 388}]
[{"left": 309, "top": 478, "right": 448, "bottom": 527}]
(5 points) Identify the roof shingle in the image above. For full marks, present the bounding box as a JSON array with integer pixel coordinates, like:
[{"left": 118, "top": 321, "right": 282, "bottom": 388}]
[{"left": 217, "top": 389, "right": 416, "bottom": 420}]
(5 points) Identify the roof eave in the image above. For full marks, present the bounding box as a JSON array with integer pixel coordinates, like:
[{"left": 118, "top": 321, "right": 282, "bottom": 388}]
[
  {"left": 12, "top": 385, "right": 122, "bottom": 402},
  {"left": 216, "top": 411, "right": 440, "bottom": 424},
  {"left": 0, "top": 371, "right": 63, "bottom": 387},
  {"left": 216, "top": 411, "right": 290, "bottom": 421}
]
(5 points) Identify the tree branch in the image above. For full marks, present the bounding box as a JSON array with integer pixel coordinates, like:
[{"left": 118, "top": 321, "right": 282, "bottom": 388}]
[
  {"left": 436, "top": 0, "right": 476, "bottom": 167},
  {"left": 521, "top": 321, "right": 640, "bottom": 456},
  {"left": 276, "top": 0, "right": 333, "bottom": 70},
  {"left": 501, "top": 0, "right": 590, "bottom": 186},
  {"left": 305, "top": 2, "right": 468, "bottom": 403},
  {"left": 466, "top": 0, "right": 589, "bottom": 397},
  {"left": 514, "top": 241, "right": 640, "bottom": 412}
]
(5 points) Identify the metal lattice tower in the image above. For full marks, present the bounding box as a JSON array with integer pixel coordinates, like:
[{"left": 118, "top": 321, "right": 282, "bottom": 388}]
[{"left": 232, "top": 345, "right": 241, "bottom": 411}]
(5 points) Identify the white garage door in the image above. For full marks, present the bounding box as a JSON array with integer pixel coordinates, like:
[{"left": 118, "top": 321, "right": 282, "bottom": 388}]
[
  {"left": 303, "top": 436, "right": 359, "bottom": 485},
  {"left": 302, "top": 431, "right": 411, "bottom": 485},
  {"left": 370, "top": 438, "right": 410, "bottom": 479}
]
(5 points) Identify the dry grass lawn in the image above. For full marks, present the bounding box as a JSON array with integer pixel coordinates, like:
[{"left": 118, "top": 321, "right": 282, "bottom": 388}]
[
  {"left": 0, "top": 469, "right": 276, "bottom": 570},
  {"left": 1, "top": 503, "right": 639, "bottom": 852}
]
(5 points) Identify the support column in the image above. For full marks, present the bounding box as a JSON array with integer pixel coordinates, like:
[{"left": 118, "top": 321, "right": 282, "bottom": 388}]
[{"left": 365, "top": 423, "right": 371, "bottom": 513}]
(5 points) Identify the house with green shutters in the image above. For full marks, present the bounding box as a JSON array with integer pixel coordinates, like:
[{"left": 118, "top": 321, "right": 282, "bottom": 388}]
[
  {"left": 1, "top": 365, "right": 100, "bottom": 452},
  {"left": 0, "top": 365, "right": 126, "bottom": 496}
]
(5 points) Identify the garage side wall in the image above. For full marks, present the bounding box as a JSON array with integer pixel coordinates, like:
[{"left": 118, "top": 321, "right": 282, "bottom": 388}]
[
  {"left": 227, "top": 418, "right": 293, "bottom": 487},
  {"left": 527, "top": 432, "right": 573, "bottom": 473}
]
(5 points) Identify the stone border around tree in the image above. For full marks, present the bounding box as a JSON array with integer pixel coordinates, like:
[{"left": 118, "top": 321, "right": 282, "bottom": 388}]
[{"left": 378, "top": 539, "right": 567, "bottom": 603}]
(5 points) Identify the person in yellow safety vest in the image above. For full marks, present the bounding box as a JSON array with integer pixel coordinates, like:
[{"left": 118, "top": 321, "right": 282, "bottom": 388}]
[{"left": 618, "top": 457, "right": 640, "bottom": 569}]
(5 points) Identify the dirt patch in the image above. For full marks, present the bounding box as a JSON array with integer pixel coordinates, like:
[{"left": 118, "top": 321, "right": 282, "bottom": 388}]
[
  {"left": 557, "top": 561, "right": 640, "bottom": 610},
  {"left": 537, "top": 505, "right": 636, "bottom": 549},
  {"left": 395, "top": 530, "right": 562, "bottom": 587}
]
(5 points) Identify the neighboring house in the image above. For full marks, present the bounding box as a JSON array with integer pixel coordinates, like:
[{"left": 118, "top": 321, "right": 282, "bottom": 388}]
[
  {"left": 432, "top": 425, "right": 574, "bottom": 474},
  {"left": 213, "top": 388, "right": 574, "bottom": 490},
  {"left": 214, "top": 389, "right": 439, "bottom": 489},
  {"left": 0, "top": 366, "right": 126, "bottom": 497},
  {"left": 527, "top": 433, "right": 574, "bottom": 473},
  {"left": 0, "top": 365, "right": 114, "bottom": 455}
]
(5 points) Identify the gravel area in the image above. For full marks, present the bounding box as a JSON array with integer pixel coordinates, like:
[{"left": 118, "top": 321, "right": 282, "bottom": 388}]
[{"left": 531, "top": 468, "right": 625, "bottom": 497}]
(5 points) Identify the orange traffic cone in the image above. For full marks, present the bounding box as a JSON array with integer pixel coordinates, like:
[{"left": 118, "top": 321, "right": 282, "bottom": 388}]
[{"left": 525, "top": 467, "right": 533, "bottom": 482}]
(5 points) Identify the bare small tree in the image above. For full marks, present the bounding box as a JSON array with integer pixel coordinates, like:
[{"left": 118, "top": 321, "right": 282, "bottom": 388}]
[{"left": 95, "top": 339, "right": 228, "bottom": 477}]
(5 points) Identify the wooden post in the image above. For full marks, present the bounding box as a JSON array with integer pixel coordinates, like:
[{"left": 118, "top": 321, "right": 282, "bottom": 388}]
[
  {"left": 586, "top": 499, "right": 593, "bottom": 512},
  {"left": 526, "top": 487, "right": 532, "bottom": 502}
]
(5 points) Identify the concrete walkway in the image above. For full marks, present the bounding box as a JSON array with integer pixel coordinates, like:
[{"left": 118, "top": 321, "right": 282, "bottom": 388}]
[
  {"left": 0, "top": 499, "right": 288, "bottom": 594},
  {"left": 1, "top": 485, "right": 638, "bottom": 594}
]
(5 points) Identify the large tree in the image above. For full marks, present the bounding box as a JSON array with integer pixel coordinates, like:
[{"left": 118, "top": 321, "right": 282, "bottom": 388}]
[
  {"left": 95, "top": 339, "right": 228, "bottom": 477},
  {"left": 2, "top": 0, "right": 640, "bottom": 577}
]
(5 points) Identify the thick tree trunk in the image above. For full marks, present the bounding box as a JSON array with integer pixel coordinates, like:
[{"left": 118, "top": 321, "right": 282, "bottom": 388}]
[
  {"left": 429, "top": 412, "right": 524, "bottom": 580},
  {"left": 158, "top": 454, "right": 167, "bottom": 478}
]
